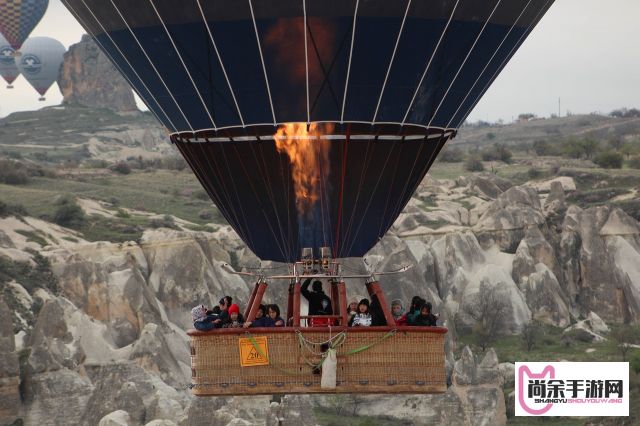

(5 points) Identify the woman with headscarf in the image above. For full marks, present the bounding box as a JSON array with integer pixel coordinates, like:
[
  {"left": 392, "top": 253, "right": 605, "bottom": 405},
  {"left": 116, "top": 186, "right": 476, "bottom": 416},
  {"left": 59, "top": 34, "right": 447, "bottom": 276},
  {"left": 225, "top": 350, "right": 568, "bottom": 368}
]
[{"left": 390, "top": 299, "right": 407, "bottom": 325}]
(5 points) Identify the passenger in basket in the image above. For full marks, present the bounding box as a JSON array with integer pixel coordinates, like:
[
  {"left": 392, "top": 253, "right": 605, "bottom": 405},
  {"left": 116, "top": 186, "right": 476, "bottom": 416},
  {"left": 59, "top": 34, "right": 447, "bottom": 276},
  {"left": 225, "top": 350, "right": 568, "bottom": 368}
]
[
  {"left": 222, "top": 303, "right": 244, "bottom": 328},
  {"left": 347, "top": 298, "right": 359, "bottom": 324},
  {"left": 412, "top": 302, "right": 438, "bottom": 327},
  {"left": 191, "top": 304, "right": 221, "bottom": 331},
  {"left": 267, "top": 304, "right": 285, "bottom": 327},
  {"left": 406, "top": 296, "right": 426, "bottom": 325},
  {"left": 218, "top": 296, "right": 232, "bottom": 323},
  {"left": 348, "top": 298, "right": 372, "bottom": 327},
  {"left": 301, "top": 278, "right": 333, "bottom": 326},
  {"left": 369, "top": 295, "right": 387, "bottom": 326},
  {"left": 244, "top": 304, "right": 270, "bottom": 328},
  {"left": 391, "top": 299, "right": 406, "bottom": 325}
]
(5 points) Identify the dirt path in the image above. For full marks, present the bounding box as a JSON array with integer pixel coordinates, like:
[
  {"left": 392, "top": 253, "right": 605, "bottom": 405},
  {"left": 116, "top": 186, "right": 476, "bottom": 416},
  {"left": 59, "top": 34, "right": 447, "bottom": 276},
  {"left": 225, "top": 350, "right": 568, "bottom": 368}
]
[{"left": 572, "top": 117, "right": 640, "bottom": 136}]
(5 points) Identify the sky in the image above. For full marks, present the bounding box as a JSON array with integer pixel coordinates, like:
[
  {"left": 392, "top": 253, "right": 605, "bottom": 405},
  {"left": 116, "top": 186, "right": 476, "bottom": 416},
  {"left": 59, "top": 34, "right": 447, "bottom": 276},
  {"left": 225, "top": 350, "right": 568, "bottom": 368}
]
[{"left": 1, "top": 0, "right": 638, "bottom": 123}]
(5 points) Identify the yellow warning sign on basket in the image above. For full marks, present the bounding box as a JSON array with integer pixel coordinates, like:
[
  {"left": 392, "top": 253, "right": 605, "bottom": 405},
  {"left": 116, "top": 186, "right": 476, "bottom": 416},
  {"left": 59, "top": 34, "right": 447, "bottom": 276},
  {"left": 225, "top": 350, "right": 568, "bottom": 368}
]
[{"left": 239, "top": 336, "right": 270, "bottom": 367}]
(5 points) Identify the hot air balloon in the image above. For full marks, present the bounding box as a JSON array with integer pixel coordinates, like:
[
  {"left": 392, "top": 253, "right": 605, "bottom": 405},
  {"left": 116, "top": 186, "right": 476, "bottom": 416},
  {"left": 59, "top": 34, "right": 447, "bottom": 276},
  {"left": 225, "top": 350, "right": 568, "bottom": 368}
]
[
  {"left": 61, "top": 0, "right": 556, "bottom": 396},
  {"left": 15, "top": 36, "right": 65, "bottom": 100},
  {"left": 0, "top": 0, "right": 49, "bottom": 50},
  {"left": 0, "top": 34, "right": 20, "bottom": 88}
]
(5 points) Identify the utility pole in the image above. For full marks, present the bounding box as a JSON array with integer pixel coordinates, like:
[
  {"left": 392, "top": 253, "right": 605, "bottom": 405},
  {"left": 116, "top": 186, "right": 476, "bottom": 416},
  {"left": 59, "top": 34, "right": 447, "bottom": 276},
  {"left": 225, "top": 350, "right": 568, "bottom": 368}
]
[{"left": 558, "top": 97, "right": 561, "bottom": 117}]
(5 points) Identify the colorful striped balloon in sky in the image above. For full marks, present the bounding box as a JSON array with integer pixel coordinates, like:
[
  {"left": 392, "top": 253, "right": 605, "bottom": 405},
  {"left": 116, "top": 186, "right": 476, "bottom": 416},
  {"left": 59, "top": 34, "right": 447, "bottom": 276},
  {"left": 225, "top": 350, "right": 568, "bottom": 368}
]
[
  {"left": 0, "top": 33, "right": 20, "bottom": 88},
  {"left": 0, "top": 0, "right": 49, "bottom": 50}
]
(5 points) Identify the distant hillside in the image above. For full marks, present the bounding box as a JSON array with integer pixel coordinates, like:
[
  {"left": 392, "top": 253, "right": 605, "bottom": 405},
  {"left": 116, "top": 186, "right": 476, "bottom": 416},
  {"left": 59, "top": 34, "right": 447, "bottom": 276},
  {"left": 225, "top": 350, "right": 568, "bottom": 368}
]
[
  {"left": 0, "top": 105, "right": 172, "bottom": 163},
  {"left": 454, "top": 114, "right": 640, "bottom": 150}
]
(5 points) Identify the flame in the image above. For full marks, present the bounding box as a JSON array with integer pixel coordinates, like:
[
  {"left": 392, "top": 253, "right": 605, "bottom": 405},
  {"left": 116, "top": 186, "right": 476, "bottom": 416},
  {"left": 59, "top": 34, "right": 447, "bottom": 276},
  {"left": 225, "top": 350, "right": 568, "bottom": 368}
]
[{"left": 274, "top": 123, "right": 333, "bottom": 218}]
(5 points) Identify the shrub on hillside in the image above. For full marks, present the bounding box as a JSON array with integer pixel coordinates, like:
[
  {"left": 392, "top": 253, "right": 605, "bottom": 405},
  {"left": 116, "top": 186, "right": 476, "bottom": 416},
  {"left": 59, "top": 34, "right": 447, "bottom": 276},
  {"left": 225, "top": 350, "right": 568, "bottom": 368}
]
[
  {"left": 438, "top": 146, "right": 464, "bottom": 163},
  {"left": 0, "top": 159, "right": 30, "bottom": 185},
  {"left": 149, "top": 214, "right": 178, "bottom": 230},
  {"left": 532, "top": 139, "right": 558, "bottom": 156},
  {"left": 627, "top": 155, "right": 640, "bottom": 169},
  {"left": 481, "top": 143, "right": 512, "bottom": 163},
  {"left": 86, "top": 159, "right": 109, "bottom": 169},
  {"left": 593, "top": 151, "right": 623, "bottom": 169},
  {"left": 111, "top": 161, "right": 132, "bottom": 175},
  {"left": 53, "top": 200, "right": 85, "bottom": 228},
  {"left": 631, "top": 352, "right": 640, "bottom": 374},
  {"left": 464, "top": 154, "right": 484, "bottom": 172},
  {"left": 527, "top": 167, "right": 542, "bottom": 179},
  {"left": 0, "top": 201, "right": 27, "bottom": 218},
  {"left": 198, "top": 209, "right": 213, "bottom": 220},
  {"left": 561, "top": 137, "right": 600, "bottom": 159}
]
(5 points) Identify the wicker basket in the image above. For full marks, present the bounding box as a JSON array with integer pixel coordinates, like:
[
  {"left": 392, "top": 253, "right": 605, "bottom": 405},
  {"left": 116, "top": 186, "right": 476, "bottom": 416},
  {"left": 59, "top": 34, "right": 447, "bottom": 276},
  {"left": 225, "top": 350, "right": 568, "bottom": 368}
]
[{"left": 188, "top": 326, "right": 447, "bottom": 395}]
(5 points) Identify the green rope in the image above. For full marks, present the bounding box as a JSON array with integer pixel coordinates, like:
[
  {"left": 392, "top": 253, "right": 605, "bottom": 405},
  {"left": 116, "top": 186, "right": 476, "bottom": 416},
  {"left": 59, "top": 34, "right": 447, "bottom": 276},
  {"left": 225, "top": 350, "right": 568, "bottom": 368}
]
[
  {"left": 244, "top": 329, "right": 398, "bottom": 375},
  {"left": 340, "top": 330, "right": 397, "bottom": 356}
]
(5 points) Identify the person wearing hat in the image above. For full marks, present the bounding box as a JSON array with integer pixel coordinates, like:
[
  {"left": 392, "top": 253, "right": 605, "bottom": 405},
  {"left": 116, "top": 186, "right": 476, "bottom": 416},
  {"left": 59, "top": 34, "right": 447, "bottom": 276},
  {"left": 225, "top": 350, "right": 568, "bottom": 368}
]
[
  {"left": 348, "top": 298, "right": 372, "bottom": 327},
  {"left": 346, "top": 297, "right": 359, "bottom": 325},
  {"left": 191, "top": 304, "right": 221, "bottom": 331},
  {"left": 222, "top": 303, "right": 244, "bottom": 328},
  {"left": 412, "top": 301, "right": 438, "bottom": 327},
  {"left": 301, "top": 277, "right": 333, "bottom": 326},
  {"left": 390, "top": 299, "right": 407, "bottom": 325}
]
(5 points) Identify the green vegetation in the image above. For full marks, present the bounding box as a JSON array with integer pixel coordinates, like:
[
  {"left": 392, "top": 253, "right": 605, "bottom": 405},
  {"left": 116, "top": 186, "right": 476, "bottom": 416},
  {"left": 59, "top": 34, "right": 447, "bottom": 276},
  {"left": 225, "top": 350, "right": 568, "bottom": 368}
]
[
  {"left": 111, "top": 161, "right": 132, "bottom": 175},
  {"left": 0, "top": 253, "right": 59, "bottom": 296},
  {"left": 464, "top": 154, "right": 484, "bottom": 172},
  {"left": 481, "top": 143, "right": 513, "bottom": 163},
  {"left": 78, "top": 215, "right": 146, "bottom": 243},
  {"left": 0, "top": 200, "right": 27, "bottom": 218},
  {"left": 53, "top": 199, "right": 86, "bottom": 229},
  {"left": 593, "top": 150, "right": 624, "bottom": 169},
  {"left": 115, "top": 208, "right": 130, "bottom": 218},
  {"left": 507, "top": 418, "right": 583, "bottom": 426},
  {"left": 14, "top": 230, "right": 48, "bottom": 247},
  {"left": 0, "top": 170, "right": 222, "bottom": 225},
  {"left": 628, "top": 155, "right": 640, "bottom": 169},
  {"left": 314, "top": 408, "right": 409, "bottom": 426},
  {"left": 149, "top": 214, "right": 179, "bottom": 230},
  {"left": 438, "top": 146, "right": 464, "bottom": 163},
  {"left": 457, "top": 324, "right": 640, "bottom": 363}
]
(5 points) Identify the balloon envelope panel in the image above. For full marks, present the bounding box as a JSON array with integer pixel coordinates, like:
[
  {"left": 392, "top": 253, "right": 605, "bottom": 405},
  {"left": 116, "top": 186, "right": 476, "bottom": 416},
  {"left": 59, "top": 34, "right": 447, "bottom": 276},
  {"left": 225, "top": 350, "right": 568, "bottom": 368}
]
[
  {"left": 60, "top": 0, "right": 556, "bottom": 262},
  {"left": 0, "top": 34, "right": 20, "bottom": 85},
  {"left": 62, "top": 0, "right": 555, "bottom": 133},
  {"left": 15, "top": 36, "right": 65, "bottom": 96},
  {"left": 0, "top": 0, "right": 49, "bottom": 50},
  {"left": 174, "top": 128, "right": 450, "bottom": 262}
]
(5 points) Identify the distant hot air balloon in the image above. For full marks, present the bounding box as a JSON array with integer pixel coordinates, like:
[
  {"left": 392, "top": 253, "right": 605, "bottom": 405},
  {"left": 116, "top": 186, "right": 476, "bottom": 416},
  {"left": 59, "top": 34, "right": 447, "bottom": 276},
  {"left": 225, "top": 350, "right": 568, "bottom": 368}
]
[
  {"left": 15, "top": 36, "right": 65, "bottom": 101},
  {"left": 0, "top": 0, "right": 49, "bottom": 50},
  {"left": 0, "top": 33, "right": 20, "bottom": 88}
]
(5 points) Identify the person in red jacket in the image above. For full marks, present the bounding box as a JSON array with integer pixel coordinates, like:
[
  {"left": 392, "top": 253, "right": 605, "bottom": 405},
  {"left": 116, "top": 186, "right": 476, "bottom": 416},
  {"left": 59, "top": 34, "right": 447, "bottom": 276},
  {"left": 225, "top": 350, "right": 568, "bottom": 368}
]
[{"left": 391, "top": 299, "right": 407, "bottom": 325}]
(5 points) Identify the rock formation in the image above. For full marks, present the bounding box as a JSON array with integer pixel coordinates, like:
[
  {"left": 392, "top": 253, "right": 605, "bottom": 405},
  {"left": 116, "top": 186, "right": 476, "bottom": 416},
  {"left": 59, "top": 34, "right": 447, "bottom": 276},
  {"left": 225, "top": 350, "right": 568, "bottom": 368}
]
[
  {"left": 312, "top": 346, "right": 506, "bottom": 426},
  {"left": 58, "top": 34, "right": 137, "bottom": 112},
  {"left": 2, "top": 170, "right": 640, "bottom": 425},
  {"left": 0, "top": 298, "right": 21, "bottom": 425}
]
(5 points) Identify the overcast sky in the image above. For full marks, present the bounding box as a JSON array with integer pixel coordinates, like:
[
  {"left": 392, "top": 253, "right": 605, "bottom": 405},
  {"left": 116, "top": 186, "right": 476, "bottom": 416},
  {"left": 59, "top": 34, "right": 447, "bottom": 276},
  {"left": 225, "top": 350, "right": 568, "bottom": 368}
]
[{"left": 1, "top": 0, "right": 638, "bottom": 123}]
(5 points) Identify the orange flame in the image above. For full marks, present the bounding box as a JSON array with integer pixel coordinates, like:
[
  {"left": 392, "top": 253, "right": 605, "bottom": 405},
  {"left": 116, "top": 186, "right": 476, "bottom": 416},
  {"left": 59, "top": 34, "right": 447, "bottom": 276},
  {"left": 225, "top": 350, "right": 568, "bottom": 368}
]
[{"left": 274, "top": 123, "right": 333, "bottom": 218}]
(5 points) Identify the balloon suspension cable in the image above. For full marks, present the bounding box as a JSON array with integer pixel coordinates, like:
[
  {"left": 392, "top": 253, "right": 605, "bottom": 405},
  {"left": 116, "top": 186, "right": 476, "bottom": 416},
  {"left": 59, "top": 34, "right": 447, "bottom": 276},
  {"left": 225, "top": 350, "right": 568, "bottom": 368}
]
[{"left": 220, "top": 260, "right": 412, "bottom": 281}]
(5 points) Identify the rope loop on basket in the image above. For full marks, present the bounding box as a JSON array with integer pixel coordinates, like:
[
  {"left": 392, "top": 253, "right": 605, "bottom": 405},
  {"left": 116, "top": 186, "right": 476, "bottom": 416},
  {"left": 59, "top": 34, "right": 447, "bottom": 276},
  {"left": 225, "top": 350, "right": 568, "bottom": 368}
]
[{"left": 296, "top": 330, "right": 348, "bottom": 356}]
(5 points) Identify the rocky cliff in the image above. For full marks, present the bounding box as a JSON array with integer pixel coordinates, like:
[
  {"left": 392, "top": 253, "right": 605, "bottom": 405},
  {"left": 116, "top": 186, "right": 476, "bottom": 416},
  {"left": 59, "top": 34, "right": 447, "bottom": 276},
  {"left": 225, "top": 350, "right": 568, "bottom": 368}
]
[
  {"left": 1, "top": 172, "right": 640, "bottom": 425},
  {"left": 58, "top": 34, "right": 137, "bottom": 112}
]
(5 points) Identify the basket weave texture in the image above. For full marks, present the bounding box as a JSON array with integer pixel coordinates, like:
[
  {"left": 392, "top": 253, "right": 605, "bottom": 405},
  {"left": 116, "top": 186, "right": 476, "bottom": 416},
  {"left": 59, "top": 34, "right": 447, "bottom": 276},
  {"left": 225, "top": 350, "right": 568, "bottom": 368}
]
[{"left": 189, "top": 326, "right": 446, "bottom": 395}]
